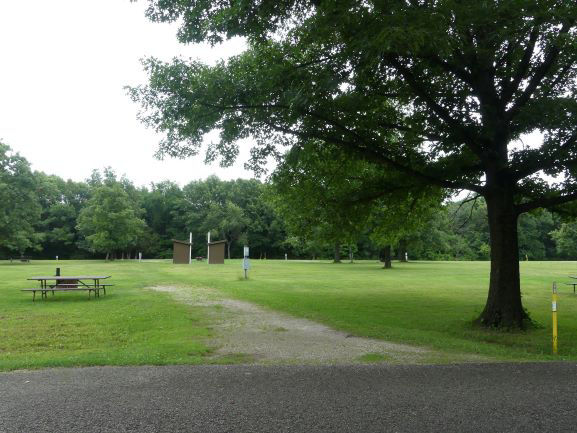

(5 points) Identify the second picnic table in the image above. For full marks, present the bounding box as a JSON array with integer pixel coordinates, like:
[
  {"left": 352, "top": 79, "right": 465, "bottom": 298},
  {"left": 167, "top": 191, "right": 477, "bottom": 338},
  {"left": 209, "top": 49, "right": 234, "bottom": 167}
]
[{"left": 24, "top": 275, "right": 112, "bottom": 301}]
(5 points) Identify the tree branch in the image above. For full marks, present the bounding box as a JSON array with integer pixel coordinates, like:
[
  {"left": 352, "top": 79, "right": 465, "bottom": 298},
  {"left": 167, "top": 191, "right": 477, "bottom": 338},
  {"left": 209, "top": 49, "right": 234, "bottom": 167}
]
[
  {"left": 516, "top": 190, "right": 577, "bottom": 214},
  {"left": 513, "top": 131, "right": 577, "bottom": 179},
  {"left": 420, "top": 54, "right": 475, "bottom": 87},
  {"left": 261, "top": 119, "right": 485, "bottom": 193},
  {"left": 506, "top": 20, "right": 575, "bottom": 120},
  {"left": 199, "top": 100, "right": 486, "bottom": 192},
  {"left": 501, "top": 25, "right": 540, "bottom": 103},
  {"left": 389, "top": 57, "right": 486, "bottom": 161}
]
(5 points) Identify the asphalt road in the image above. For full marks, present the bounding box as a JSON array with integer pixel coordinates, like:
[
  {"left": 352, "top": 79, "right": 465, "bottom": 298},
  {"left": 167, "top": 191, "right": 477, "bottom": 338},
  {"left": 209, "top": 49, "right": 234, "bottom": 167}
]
[{"left": 2, "top": 363, "right": 577, "bottom": 433}]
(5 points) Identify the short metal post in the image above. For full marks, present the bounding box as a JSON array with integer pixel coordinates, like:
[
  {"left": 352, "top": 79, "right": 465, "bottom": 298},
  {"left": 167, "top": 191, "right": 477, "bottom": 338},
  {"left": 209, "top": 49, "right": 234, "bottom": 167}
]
[{"left": 553, "top": 282, "right": 558, "bottom": 355}]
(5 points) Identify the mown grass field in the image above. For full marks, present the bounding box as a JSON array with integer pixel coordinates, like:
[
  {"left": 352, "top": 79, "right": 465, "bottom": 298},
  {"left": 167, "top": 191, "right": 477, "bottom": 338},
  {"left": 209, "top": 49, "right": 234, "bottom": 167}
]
[{"left": 1, "top": 259, "right": 576, "bottom": 371}]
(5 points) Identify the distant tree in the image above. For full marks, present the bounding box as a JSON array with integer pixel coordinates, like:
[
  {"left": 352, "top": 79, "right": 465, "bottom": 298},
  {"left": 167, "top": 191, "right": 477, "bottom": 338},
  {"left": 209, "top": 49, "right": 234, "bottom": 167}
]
[
  {"left": 518, "top": 211, "right": 557, "bottom": 260},
  {"left": 369, "top": 192, "right": 444, "bottom": 268},
  {"left": 230, "top": 180, "right": 287, "bottom": 259},
  {"left": 203, "top": 201, "right": 249, "bottom": 259},
  {"left": 35, "top": 173, "right": 90, "bottom": 258},
  {"left": 551, "top": 222, "right": 577, "bottom": 259},
  {"left": 77, "top": 184, "right": 147, "bottom": 259},
  {"left": 271, "top": 141, "right": 443, "bottom": 266},
  {"left": 0, "top": 143, "right": 41, "bottom": 256},
  {"left": 270, "top": 142, "right": 379, "bottom": 263},
  {"left": 450, "top": 199, "right": 492, "bottom": 260},
  {"left": 407, "top": 209, "right": 468, "bottom": 261},
  {"left": 142, "top": 180, "right": 185, "bottom": 256}
]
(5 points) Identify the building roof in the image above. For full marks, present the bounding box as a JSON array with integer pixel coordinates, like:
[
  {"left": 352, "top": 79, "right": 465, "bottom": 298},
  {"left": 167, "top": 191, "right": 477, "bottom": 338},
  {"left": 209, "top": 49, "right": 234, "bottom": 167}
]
[
  {"left": 172, "top": 239, "right": 192, "bottom": 246},
  {"left": 208, "top": 240, "right": 227, "bottom": 245}
]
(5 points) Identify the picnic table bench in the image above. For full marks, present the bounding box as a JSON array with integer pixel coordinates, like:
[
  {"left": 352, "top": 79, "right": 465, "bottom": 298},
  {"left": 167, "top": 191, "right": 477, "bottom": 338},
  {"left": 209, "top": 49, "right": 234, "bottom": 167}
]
[
  {"left": 22, "top": 276, "right": 112, "bottom": 301},
  {"left": 567, "top": 275, "right": 577, "bottom": 294},
  {"left": 10, "top": 257, "right": 30, "bottom": 263}
]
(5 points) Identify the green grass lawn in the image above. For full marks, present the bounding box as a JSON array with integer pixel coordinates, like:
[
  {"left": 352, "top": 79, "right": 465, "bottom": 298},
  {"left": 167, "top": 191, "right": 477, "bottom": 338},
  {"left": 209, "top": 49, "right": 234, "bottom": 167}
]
[{"left": 0, "top": 259, "right": 575, "bottom": 371}]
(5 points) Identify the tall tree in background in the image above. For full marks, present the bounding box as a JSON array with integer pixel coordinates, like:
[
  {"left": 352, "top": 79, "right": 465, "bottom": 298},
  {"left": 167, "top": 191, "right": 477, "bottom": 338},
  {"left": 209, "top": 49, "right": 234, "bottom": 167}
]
[
  {"left": 270, "top": 141, "right": 443, "bottom": 264},
  {"left": 35, "top": 173, "right": 90, "bottom": 259},
  {"left": 270, "top": 142, "right": 372, "bottom": 264},
  {"left": 551, "top": 222, "right": 577, "bottom": 258},
  {"left": 203, "top": 201, "right": 248, "bottom": 259},
  {"left": 0, "top": 143, "right": 41, "bottom": 255},
  {"left": 143, "top": 180, "right": 185, "bottom": 255},
  {"left": 77, "top": 184, "right": 147, "bottom": 259},
  {"left": 131, "top": 1, "right": 577, "bottom": 328}
]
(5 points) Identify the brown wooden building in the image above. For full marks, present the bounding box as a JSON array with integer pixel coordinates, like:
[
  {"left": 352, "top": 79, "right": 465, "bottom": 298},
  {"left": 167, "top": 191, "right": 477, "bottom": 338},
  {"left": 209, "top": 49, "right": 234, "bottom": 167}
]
[
  {"left": 207, "top": 240, "right": 226, "bottom": 264},
  {"left": 172, "top": 239, "right": 192, "bottom": 264}
]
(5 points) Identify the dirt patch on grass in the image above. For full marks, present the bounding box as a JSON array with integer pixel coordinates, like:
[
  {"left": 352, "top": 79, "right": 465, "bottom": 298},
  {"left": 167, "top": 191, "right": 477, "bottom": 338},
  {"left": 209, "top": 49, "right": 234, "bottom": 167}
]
[{"left": 150, "top": 286, "right": 486, "bottom": 365}]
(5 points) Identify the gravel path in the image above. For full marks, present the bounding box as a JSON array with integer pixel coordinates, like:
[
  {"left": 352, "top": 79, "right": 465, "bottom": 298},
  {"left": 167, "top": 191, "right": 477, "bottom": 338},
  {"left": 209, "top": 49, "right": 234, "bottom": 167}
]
[
  {"left": 2, "top": 363, "right": 577, "bottom": 433},
  {"left": 151, "top": 286, "right": 482, "bottom": 364}
]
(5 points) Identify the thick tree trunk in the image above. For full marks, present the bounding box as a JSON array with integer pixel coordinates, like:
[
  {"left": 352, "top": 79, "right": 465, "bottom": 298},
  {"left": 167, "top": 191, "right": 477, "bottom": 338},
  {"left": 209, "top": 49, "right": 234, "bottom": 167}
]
[
  {"left": 349, "top": 245, "right": 353, "bottom": 263},
  {"left": 105, "top": 251, "right": 110, "bottom": 261},
  {"left": 476, "top": 189, "right": 529, "bottom": 328},
  {"left": 333, "top": 243, "right": 341, "bottom": 263},
  {"left": 382, "top": 245, "right": 392, "bottom": 269},
  {"left": 397, "top": 239, "right": 407, "bottom": 262},
  {"left": 227, "top": 241, "right": 231, "bottom": 260}
]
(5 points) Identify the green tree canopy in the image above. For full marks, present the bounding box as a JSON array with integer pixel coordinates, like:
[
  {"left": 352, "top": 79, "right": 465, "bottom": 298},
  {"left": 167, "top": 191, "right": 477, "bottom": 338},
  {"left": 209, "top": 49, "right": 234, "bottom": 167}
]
[
  {"left": 551, "top": 222, "right": 577, "bottom": 258},
  {"left": 0, "top": 143, "right": 41, "bottom": 255},
  {"left": 77, "top": 184, "right": 147, "bottom": 259},
  {"left": 270, "top": 140, "right": 444, "bottom": 263},
  {"left": 131, "top": 0, "right": 577, "bottom": 328}
]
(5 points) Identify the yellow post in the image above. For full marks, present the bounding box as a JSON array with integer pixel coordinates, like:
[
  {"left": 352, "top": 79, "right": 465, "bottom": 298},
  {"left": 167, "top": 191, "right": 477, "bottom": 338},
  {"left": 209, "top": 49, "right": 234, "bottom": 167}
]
[{"left": 552, "top": 282, "right": 558, "bottom": 355}]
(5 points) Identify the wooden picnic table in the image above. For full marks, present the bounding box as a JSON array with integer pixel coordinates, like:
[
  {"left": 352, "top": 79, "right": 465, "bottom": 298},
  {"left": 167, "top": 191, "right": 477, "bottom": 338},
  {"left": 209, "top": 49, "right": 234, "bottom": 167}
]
[{"left": 23, "top": 276, "right": 112, "bottom": 301}]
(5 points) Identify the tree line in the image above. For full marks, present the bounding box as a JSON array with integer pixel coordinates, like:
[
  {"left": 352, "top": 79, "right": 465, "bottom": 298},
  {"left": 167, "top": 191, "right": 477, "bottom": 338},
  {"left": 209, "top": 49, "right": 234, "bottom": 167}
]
[{"left": 2, "top": 142, "right": 576, "bottom": 262}]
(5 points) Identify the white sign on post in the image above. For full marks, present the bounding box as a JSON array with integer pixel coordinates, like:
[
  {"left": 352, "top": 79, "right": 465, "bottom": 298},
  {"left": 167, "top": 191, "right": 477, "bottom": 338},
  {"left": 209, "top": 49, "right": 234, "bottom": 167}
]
[
  {"left": 189, "top": 232, "right": 192, "bottom": 265},
  {"left": 243, "top": 245, "right": 250, "bottom": 279}
]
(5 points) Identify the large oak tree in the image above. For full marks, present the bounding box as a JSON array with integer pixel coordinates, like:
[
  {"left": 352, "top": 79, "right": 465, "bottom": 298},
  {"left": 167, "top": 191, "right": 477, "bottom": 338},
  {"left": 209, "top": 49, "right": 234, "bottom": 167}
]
[{"left": 130, "top": 0, "right": 577, "bottom": 328}]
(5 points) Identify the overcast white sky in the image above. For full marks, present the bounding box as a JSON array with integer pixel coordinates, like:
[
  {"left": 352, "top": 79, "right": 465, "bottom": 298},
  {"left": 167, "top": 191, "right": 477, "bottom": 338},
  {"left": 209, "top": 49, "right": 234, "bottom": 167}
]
[
  {"left": 0, "top": 0, "right": 254, "bottom": 187},
  {"left": 0, "top": 1, "right": 547, "bottom": 191}
]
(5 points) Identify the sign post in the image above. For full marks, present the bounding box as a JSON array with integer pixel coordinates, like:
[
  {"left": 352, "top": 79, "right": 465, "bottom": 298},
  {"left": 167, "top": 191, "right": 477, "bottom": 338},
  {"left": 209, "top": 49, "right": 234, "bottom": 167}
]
[
  {"left": 243, "top": 246, "right": 250, "bottom": 279},
  {"left": 189, "top": 232, "right": 192, "bottom": 265},
  {"left": 553, "top": 282, "right": 558, "bottom": 355},
  {"left": 207, "top": 231, "right": 211, "bottom": 264}
]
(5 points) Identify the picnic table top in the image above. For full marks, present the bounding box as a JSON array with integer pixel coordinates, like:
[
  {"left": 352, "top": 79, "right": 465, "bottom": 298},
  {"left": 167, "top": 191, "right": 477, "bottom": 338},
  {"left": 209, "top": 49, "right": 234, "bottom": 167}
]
[{"left": 27, "top": 276, "right": 111, "bottom": 281}]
